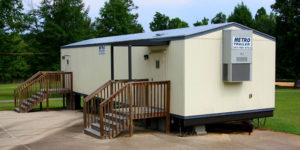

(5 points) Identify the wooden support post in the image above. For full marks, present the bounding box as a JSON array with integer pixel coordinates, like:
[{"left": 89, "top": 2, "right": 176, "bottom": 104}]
[
  {"left": 129, "top": 84, "right": 133, "bottom": 136},
  {"left": 128, "top": 45, "right": 132, "bottom": 81},
  {"left": 166, "top": 81, "right": 171, "bottom": 134},
  {"left": 111, "top": 46, "right": 114, "bottom": 80},
  {"left": 40, "top": 102, "right": 42, "bottom": 110},
  {"left": 63, "top": 94, "right": 65, "bottom": 108}
]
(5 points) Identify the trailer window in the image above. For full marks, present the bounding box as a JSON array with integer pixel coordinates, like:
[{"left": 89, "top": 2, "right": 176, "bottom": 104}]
[{"left": 156, "top": 60, "right": 160, "bottom": 69}]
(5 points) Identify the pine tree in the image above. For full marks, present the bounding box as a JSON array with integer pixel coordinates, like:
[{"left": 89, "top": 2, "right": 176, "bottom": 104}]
[{"left": 95, "top": 0, "right": 144, "bottom": 37}]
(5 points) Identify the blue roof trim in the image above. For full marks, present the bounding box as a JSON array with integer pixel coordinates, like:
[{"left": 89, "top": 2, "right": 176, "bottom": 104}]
[
  {"left": 61, "top": 22, "right": 275, "bottom": 49},
  {"left": 230, "top": 23, "right": 276, "bottom": 41},
  {"left": 184, "top": 22, "right": 276, "bottom": 41},
  {"left": 170, "top": 108, "right": 275, "bottom": 120}
]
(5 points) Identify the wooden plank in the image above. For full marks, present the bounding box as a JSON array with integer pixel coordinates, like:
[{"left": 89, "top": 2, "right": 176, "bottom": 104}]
[
  {"left": 129, "top": 85, "right": 133, "bottom": 136},
  {"left": 166, "top": 81, "right": 171, "bottom": 134}
]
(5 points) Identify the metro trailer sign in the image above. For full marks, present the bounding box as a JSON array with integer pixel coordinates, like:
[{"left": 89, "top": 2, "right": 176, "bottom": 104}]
[{"left": 232, "top": 37, "right": 252, "bottom": 49}]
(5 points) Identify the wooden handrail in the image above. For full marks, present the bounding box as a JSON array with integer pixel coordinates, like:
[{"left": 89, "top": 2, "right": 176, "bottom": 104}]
[
  {"left": 83, "top": 79, "right": 149, "bottom": 130},
  {"left": 96, "top": 80, "right": 170, "bottom": 139},
  {"left": 15, "top": 71, "right": 43, "bottom": 91},
  {"left": 84, "top": 80, "right": 112, "bottom": 102}
]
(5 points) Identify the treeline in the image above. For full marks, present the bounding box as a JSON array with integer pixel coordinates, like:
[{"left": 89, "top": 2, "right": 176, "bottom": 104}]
[{"left": 0, "top": 0, "right": 299, "bottom": 84}]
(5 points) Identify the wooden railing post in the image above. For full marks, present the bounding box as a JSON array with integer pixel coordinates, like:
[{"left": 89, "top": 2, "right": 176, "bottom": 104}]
[
  {"left": 84, "top": 101, "right": 86, "bottom": 128},
  {"left": 166, "top": 81, "right": 171, "bottom": 134},
  {"left": 14, "top": 90, "right": 16, "bottom": 107},
  {"left": 129, "top": 84, "right": 133, "bottom": 136},
  {"left": 46, "top": 75, "right": 49, "bottom": 111},
  {"left": 100, "top": 105, "right": 104, "bottom": 139},
  {"left": 19, "top": 93, "right": 22, "bottom": 112}
]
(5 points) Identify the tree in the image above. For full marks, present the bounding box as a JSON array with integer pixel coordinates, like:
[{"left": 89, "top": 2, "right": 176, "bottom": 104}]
[
  {"left": 0, "top": 0, "right": 30, "bottom": 81},
  {"left": 272, "top": 0, "right": 300, "bottom": 87},
  {"left": 149, "top": 12, "right": 188, "bottom": 31},
  {"left": 149, "top": 12, "right": 169, "bottom": 31},
  {"left": 193, "top": 17, "right": 209, "bottom": 26},
  {"left": 253, "top": 7, "right": 276, "bottom": 36},
  {"left": 227, "top": 2, "right": 254, "bottom": 27},
  {"left": 95, "top": 0, "right": 144, "bottom": 37},
  {"left": 168, "top": 17, "right": 189, "bottom": 29},
  {"left": 36, "top": 0, "right": 94, "bottom": 71},
  {"left": 211, "top": 12, "right": 226, "bottom": 24},
  {"left": 0, "top": 0, "right": 27, "bottom": 33}
]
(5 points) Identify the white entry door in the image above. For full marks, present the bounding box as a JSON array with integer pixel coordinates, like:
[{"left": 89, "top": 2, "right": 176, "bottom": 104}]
[
  {"left": 64, "top": 55, "right": 71, "bottom": 72},
  {"left": 149, "top": 52, "right": 166, "bottom": 81}
]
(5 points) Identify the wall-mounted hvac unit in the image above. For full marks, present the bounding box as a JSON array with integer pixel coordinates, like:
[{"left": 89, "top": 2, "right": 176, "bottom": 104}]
[{"left": 223, "top": 30, "right": 252, "bottom": 82}]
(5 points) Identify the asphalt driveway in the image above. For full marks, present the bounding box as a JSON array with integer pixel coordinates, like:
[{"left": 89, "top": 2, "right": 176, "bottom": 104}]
[{"left": 0, "top": 110, "right": 299, "bottom": 150}]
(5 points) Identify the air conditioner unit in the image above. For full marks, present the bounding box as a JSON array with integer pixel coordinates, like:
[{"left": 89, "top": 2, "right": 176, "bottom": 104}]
[{"left": 222, "top": 30, "right": 252, "bottom": 82}]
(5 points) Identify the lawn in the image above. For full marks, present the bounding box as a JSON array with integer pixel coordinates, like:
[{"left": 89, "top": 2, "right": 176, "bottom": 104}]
[
  {"left": 0, "top": 83, "right": 19, "bottom": 100},
  {"left": 254, "top": 88, "right": 300, "bottom": 135}
]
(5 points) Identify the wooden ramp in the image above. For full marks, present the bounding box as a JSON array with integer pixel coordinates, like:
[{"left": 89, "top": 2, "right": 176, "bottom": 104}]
[{"left": 14, "top": 71, "right": 73, "bottom": 113}]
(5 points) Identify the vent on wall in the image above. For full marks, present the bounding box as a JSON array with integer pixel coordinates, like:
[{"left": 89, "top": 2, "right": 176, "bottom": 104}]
[{"left": 236, "top": 57, "right": 248, "bottom": 62}]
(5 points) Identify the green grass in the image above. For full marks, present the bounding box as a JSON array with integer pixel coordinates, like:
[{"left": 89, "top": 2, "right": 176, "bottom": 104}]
[
  {"left": 0, "top": 83, "right": 61, "bottom": 100},
  {"left": 0, "top": 102, "right": 15, "bottom": 111},
  {"left": 0, "top": 83, "right": 19, "bottom": 100},
  {"left": 254, "top": 89, "right": 300, "bottom": 135}
]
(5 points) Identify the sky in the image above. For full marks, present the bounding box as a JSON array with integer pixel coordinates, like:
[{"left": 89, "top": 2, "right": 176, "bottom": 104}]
[{"left": 22, "top": 0, "right": 276, "bottom": 32}]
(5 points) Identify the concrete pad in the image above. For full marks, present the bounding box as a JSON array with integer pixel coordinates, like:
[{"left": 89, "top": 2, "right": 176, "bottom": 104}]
[{"left": 0, "top": 110, "right": 299, "bottom": 150}]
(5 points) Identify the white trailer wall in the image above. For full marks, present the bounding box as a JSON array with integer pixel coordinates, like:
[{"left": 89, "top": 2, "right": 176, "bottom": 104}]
[
  {"left": 61, "top": 46, "right": 149, "bottom": 95},
  {"left": 184, "top": 26, "right": 276, "bottom": 116},
  {"left": 61, "top": 40, "right": 186, "bottom": 116}
]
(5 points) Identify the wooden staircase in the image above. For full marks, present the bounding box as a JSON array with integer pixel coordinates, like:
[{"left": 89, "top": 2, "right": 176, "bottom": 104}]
[
  {"left": 84, "top": 80, "right": 170, "bottom": 139},
  {"left": 14, "top": 71, "right": 73, "bottom": 113},
  {"left": 84, "top": 112, "right": 130, "bottom": 138}
]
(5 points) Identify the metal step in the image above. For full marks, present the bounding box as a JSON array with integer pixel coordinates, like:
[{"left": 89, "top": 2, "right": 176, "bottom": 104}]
[
  {"left": 105, "top": 113, "right": 128, "bottom": 121},
  {"left": 23, "top": 101, "right": 32, "bottom": 106},
  {"left": 32, "top": 95, "right": 41, "bottom": 100},
  {"left": 36, "top": 91, "right": 45, "bottom": 96},
  {"left": 14, "top": 107, "right": 20, "bottom": 112},
  {"left": 84, "top": 128, "right": 101, "bottom": 139},
  {"left": 91, "top": 123, "right": 113, "bottom": 133},
  {"left": 96, "top": 118, "right": 120, "bottom": 127},
  {"left": 21, "top": 104, "right": 27, "bottom": 110},
  {"left": 28, "top": 98, "right": 37, "bottom": 104}
]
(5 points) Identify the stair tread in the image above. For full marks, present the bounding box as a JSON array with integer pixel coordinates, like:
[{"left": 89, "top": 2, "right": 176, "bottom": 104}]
[
  {"left": 32, "top": 95, "right": 42, "bottom": 99},
  {"left": 14, "top": 108, "right": 20, "bottom": 112},
  {"left": 84, "top": 128, "right": 101, "bottom": 138},
  {"left": 21, "top": 104, "right": 27, "bottom": 109},
  {"left": 96, "top": 118, "right": 121, "bottom": 126},
  {"left": 28, "top": 98, "right": 37, "bottom": 103},
  {"left": 23, "top": 101, "right": 33, "bottom": 106},
  {"left": 36, "top": 91, "right": 45, "bottom": 96},
  {"left": 91, "top": 123, "right": 113, "bottom": 131},
  {"left": 105, "top": 113, "right": 128, "bottom": 120}
]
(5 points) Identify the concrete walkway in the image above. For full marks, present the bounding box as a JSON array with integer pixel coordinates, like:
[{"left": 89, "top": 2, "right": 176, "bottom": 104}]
[{"left": 0, "top": 111, "right": 300, "bottom": 150}]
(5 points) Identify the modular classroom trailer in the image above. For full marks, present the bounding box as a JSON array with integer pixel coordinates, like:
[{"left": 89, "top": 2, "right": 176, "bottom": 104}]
[{"left": 60, "top": 22, "right": 275, "bottom": 138}]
